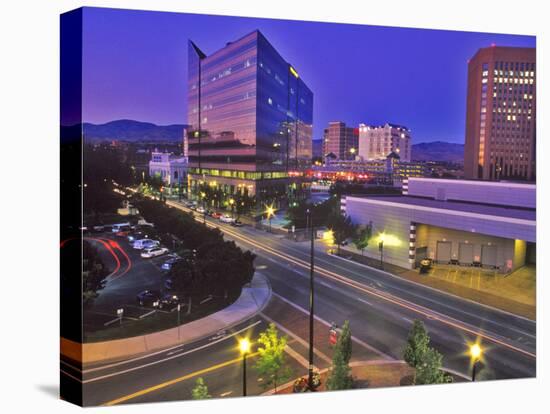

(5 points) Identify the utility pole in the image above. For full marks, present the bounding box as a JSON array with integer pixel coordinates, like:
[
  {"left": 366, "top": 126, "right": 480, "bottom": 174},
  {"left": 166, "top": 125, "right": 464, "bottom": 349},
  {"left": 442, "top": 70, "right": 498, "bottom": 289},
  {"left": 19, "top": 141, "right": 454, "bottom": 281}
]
[{"left": 307, "top": 208, "right": 315, "bottom": 390}]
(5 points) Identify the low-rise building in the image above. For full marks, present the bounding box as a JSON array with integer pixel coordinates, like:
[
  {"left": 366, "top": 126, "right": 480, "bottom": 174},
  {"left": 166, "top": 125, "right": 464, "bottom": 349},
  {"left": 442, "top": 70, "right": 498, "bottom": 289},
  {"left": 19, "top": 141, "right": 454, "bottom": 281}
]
[
  {"left": 148, "top": 151, "right": 188, "bottom": 186},
  {"left": 342, "top": 177, "right": 535, "bottom": 272}
]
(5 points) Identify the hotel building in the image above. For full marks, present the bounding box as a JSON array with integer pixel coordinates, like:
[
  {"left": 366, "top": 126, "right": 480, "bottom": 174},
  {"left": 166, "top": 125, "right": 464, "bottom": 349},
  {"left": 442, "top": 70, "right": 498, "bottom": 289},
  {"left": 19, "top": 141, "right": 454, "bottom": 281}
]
[
  {"left": 358, "top": 123, "right": 412, "bottom": 162},
  {"left": 322, "top": 121, "right": 359, "bottom": 160},
  {"left": 186, "top": 30, "right": 313, "bottom": 204},
  {"left": 464, "top": 46, "right": 536, "bottom": 181}
]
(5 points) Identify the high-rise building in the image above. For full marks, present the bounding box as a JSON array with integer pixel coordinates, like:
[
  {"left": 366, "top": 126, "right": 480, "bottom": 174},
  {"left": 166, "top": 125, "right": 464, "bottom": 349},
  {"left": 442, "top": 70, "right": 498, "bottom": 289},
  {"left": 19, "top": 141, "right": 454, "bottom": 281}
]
[
  {"left": 464, "top": 46, "right": 536, "bottom": 181},
  {"left": 358, "top": 123, "right": 412, "bottom": 162},
  {"left": 322, "top": 121, "right": 358, "bottom": 160},
  {"left": 186, "top": 30, "right": 313, "bottom": 203}
]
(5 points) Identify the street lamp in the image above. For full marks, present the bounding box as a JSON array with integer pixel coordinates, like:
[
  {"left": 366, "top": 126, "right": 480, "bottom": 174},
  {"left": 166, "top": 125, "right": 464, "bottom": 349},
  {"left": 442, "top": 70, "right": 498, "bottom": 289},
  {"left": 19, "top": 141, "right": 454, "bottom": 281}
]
[
  {"left": 470, "top": 343, "right": 483, "bottom": 381},
  {"left": 378, "top": 239, "right": 384, "bottom": 270},
  {"left": 229, "top": 198, "right": 235, "bottom": 218},
  {"left": 239, "top": 338, "right": 251, "bottom": 396},
  {"left": 306, "top": 208, "right": 315, "bottom": 390},
  {"left": 200, "top": 191, "right": 207, "bottom": 224},
  {"left": 265, "top": 204, "right": 275, "bottom": 233}
]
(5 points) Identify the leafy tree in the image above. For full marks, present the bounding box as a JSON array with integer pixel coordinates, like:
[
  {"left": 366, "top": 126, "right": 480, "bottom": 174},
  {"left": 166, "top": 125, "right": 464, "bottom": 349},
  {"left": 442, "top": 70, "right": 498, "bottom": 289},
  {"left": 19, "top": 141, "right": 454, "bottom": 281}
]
[
  {"left": 403, "top": 320, "right": 453, "bottom": 385},
  {"left": 255, "top": 323, "right": 292, "bottom": 392},
  {"left": 191, "top": 377, "right": 211, "bottom": 400},
  {"left": 414, "top": 347, "right": 452, "bottom": 385},
  {"left": 338, "top": 320, "right": 352, "bottom": 364},
  {"left": 353, "top": 223, "right": 372, "bottom": 256},
  {"left": 329, "top": 213, "right": 356, "bottom": 255},
  {"left": 403, "top": 320, "right": 430, "bottom": 369},
  {"left": 234, "top": 193, "right": 256, "bottom": 219},
  {"left": 82, "top": 241, "right": 108, "bottom": 306},
  {"left": 326, "top": 348, "right": 353, "bottom": 391}
]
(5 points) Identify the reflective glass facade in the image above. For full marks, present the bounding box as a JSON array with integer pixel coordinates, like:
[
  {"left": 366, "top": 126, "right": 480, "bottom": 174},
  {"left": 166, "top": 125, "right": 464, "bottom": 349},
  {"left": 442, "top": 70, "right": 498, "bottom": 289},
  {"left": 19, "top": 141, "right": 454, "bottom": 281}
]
[{"left": 187, "top": 30, "right": 313, "bottom": 197}]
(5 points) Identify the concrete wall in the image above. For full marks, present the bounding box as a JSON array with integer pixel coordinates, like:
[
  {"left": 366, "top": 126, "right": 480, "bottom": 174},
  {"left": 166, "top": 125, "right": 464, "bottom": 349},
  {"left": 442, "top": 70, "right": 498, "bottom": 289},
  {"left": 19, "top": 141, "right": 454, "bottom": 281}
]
[
  {"left": 415, "top": 224, "right": 523, "bottom": 271},
  {"left": 343, "top": 195, "right": 534, "bottom": 270},
  {"left": 406, "top": 178, "right": 536, "bottom": 209}
]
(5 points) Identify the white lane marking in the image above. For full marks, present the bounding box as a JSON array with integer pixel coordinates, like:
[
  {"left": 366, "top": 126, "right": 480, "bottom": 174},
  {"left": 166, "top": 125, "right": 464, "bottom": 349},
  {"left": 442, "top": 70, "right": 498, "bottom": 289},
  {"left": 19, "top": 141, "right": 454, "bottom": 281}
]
[
  {"left": 356, "top": 297, "right": 372, "bottom": 306},
  {"left": 271, "top": 292, "right": 394, "bottom": 361},
  {"left": 81, "top": 320, "right": 262, "bottom": 383},
  {"left": 259, "top": 312, "right": 332, "bottom": 365},
  {"left": 402, "top": 317, "right": 413, "bottom": 324}
]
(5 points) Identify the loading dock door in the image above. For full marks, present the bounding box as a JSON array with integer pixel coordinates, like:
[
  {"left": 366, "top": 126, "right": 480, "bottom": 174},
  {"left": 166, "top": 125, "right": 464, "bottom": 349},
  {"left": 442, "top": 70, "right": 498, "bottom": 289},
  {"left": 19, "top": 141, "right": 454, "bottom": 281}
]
[
  {"left": 436, "top": 241, "right": 452, "bottom": 264},
  {"left": 458, "top": 243, "right": 474, "bottom": 265},
  {"left": 481, "top": 245, "right": 498, "bottom": 268}
]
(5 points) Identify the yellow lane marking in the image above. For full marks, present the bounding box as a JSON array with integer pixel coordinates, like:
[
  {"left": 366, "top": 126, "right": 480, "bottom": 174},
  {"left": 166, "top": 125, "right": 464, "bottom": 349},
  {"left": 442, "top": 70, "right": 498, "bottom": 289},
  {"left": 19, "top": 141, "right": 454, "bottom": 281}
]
[{"left": 102, "top": 352, "right": 258, "bottom": 406}]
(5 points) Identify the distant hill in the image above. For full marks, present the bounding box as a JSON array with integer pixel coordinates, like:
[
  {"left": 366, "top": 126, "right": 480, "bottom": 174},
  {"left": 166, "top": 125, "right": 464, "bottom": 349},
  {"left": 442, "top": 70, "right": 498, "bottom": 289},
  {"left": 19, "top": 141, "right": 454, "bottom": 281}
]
[
  {"left": 82, "top": 120, "right": 188, "bottom": 142},
  {"left": 411, "top": 141, "right": 464, "bottom": 163}
]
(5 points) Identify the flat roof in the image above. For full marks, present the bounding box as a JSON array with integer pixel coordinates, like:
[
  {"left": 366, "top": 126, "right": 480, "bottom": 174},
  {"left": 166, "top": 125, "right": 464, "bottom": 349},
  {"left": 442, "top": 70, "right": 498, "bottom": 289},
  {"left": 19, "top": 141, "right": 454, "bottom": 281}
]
[{"left": 349, "top": 195, "right": 536, "bottom": 222}]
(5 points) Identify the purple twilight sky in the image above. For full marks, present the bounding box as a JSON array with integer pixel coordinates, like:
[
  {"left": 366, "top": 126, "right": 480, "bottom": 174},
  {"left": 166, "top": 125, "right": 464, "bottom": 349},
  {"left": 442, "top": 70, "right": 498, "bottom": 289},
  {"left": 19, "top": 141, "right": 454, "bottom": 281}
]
[{"left": 80, "top": 7, "right": 535, "bottom": 143}]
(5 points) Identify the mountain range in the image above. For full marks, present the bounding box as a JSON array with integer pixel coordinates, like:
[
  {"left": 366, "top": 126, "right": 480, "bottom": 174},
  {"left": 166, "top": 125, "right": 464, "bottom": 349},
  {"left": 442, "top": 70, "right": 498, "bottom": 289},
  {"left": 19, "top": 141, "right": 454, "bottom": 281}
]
[
  {"left": 411, "top": 141, "right": 464, "bottom": 163},
  {"left": 82, "top": 119, "right": 188, "bottom": 142},
  {"left": 75, "top": 120, "right": 464, "bottom": 163}
]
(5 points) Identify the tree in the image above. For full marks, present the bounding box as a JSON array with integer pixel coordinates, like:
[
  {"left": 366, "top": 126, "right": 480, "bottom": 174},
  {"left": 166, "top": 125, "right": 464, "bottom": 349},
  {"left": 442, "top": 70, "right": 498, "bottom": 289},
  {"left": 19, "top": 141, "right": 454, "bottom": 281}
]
[
  {"left": 414, "top": 347, "right": 452, "bottom": 385},
  {"left": 191, "top": 377, "right": 211, "bottom": 400},
  {"left": 329, "top": 213, "right": 356, "bottom": 255},
  {"left": 338, "top": 320, "right": 352, "bottom": 364},
  {"left": 254, "top": 323, "right": 292, "bottom": 392},
  {"left": 353, "top": 223, "right": 372, "bottom": 256},
  {"left": 403, "top": 320, "right": 453, "bottom": 385},
  {"left": 82, "top": 241, "right": 108, "bottom": 306},
  {"left": 327, "top": 320, "right": 353, "bottom": 391},
  {"left": 403, "top": 320, "right": 430, "bottom": 369}
]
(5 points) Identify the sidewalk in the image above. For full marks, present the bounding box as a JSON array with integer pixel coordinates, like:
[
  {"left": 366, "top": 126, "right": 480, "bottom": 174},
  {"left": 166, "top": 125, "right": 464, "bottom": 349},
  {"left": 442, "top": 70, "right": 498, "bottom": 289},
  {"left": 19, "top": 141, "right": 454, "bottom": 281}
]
[
  {"left": 338, "top": 245, "right": 536, "bottom": 320},
  {"left": 61, "top": 272, "right": 271, "bottom": 366}
]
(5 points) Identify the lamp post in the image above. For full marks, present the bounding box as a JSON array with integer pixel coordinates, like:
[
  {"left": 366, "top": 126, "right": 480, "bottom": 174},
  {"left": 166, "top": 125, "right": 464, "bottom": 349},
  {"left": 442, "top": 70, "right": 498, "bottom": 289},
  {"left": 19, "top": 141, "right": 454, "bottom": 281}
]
[
  {"left": 229, "top": 198, "right": 235, "bottom": 218},
  {"left": 200, "top": 191, "right": 206, "bottom": 224},
  {"left": 378, "top": 239, "right": 384, "bottom": 270},
  {"left": 265, "top": 204, "right": 275, "bottom": 233},
  {"left": 306, "top": 208, "right": 315, "bottom": 390},
  {"left": 470, "top": 343, "right": 482, "bottom": 381},
  {"left": 239, "top": 338, "right": 251, "bottom": 396},
  {"left": 177, "top": 303, "right": 181, "bottom": 341}
]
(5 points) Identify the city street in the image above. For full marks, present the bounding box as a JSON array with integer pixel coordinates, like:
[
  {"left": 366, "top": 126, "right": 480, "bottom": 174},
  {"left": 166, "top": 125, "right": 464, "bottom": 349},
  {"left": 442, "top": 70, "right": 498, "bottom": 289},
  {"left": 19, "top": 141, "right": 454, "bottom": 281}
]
[{"left": 62, "top": 199, "right": 536, "bottom": 406}]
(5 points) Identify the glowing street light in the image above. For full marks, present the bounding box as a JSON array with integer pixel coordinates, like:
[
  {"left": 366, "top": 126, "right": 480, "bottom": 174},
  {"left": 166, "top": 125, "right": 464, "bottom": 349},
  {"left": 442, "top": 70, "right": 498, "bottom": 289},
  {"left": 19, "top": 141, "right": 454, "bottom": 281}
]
[
  {"left": 265, "top": 204, "right": 276, "bottom": 233},
  {"left": 229, "top": 198, "right": 235, "bottom": 218},
  {"left": 469, "top": 343, "right": 483, "bottom": 381},
  {"left": 239, "top": 338, "right": 251, "bottom": 396}
]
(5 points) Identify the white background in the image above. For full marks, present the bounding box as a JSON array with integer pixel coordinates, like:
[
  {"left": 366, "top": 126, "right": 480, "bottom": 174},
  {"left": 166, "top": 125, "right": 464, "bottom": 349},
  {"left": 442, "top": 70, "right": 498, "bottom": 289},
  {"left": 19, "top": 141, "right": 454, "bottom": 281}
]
[{"left": 0, "top": 0, "right": 547, "bottom": 412}]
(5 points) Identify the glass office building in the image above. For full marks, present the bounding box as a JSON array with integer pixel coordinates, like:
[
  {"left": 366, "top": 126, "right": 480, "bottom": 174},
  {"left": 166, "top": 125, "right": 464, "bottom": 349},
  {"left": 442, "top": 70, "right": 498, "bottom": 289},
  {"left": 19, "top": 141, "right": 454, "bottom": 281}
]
[{"left": 186, "top": 30, "right": 313, "bottom": 205}]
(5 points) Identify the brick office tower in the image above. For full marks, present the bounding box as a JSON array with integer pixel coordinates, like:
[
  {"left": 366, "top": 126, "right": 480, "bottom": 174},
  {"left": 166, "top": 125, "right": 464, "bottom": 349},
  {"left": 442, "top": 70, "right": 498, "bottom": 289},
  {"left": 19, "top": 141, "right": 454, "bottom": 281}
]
[
  {"left": 322, "top": 121, "right": 359, "bottom": 160},
  {"left": 464, "top": 46, "right": 536, "bottom": 181}
]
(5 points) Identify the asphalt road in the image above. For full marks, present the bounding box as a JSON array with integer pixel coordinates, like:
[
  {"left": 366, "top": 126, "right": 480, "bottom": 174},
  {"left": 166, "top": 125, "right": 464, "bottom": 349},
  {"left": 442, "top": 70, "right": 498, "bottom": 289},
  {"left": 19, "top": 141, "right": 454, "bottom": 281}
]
[{"left": 64, "top": 199, "right": 536, "bottom": 406}]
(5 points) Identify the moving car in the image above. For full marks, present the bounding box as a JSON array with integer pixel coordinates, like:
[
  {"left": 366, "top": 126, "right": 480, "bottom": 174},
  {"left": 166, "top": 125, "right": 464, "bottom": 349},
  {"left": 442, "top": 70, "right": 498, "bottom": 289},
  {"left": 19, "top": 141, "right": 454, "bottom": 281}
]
[
  {"left": 230, "top": 220, "right": 243, "bottom": 227},
  {"left": 132, "top": 239, "right": 159, "bottom": 250},
  {"left": 136, "top": 290, "right": 161, "bottom": 307},
  {"left": 211, "top": 212, "right": 223, "bottom": 219},
  {"left": 219, "top": 214, "right": 235, "bottom": 223},
  {"left": 141, "top": 246, "right": 169, "bottom": 259},
  {"left": 196, "top": 206, "right": 206, "bottom": 214}
]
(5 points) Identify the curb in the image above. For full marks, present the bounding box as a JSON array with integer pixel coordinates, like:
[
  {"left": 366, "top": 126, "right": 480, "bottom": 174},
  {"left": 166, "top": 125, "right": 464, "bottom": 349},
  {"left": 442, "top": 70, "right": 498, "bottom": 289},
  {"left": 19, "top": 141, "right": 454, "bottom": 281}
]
[
  {"left": 329, "top": 249, "right": 535, "bottom": 323},
  {"left": 61, "top": 272, "right": 272, "bottom": 367}
]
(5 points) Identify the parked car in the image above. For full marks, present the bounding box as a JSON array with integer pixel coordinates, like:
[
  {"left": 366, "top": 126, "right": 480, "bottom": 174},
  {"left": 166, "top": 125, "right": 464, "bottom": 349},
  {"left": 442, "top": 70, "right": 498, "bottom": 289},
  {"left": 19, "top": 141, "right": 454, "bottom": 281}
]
[
  {"left": 231, "top": 220, "right": 244, "bottom": 227},
  {"left": 92, "top": 225, "right": 105, "bottom": 233},
  {"left": 161, "top": 256, "right": 181, "bottom": 271},
  {"left": 196, "top": 206, "right": 206, "bottom": 214},
  {"left": 159, "top": 293, "right": 180, "bottom": 309},
  {"left": 164, "top": 278, "right": 173, "bottom": 290},
  {"left": 111, "top": 223, "right": 131, "bottom": 233},
  {"left": 141, "top": 246, "right": 169, "bottom": 259},
  {"left": 136, "top": 290, "right": 161, "bottom": 307},
  {"left": 133, "top": 239, "right": 160, "bottom": 250},
  {"left": 219, "top": 214, "right": 235, "bottom": 223},
  {"left": 211, "top": 212, "right": 223, "bottom": 219},
  {"left": 115, "top": 225, "right": 132, "bottom": 237}
]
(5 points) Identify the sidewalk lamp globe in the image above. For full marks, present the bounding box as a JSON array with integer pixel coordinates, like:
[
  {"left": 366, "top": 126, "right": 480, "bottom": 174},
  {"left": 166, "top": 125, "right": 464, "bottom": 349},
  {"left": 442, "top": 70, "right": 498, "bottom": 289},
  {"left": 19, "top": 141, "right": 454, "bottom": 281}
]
[{"left": 239, "top": 338, "right": 251, "bottom": 354}]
